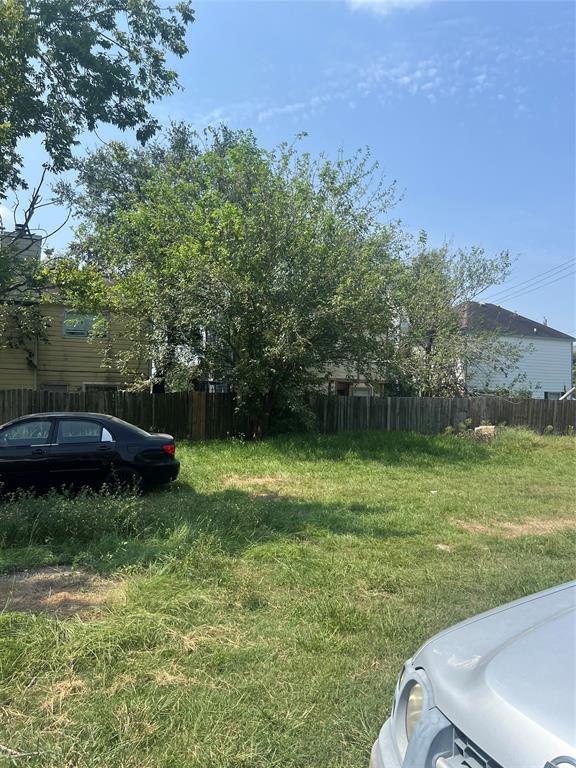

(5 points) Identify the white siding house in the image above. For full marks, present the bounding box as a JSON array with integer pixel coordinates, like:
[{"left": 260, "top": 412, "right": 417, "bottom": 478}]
[{"left": 462, "top": 303, "right": 574, "bottom": 399}]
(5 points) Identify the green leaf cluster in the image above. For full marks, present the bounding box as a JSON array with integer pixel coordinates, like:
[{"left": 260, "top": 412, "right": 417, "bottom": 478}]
[{"left": 0, "top": 0, "right": 194, "bottom": 196}]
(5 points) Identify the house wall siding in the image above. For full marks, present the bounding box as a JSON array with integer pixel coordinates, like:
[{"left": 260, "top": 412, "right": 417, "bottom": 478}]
[
  {"left": 467, "top": 335, "right": 573, "bottom": 397},
  {"left": 0, "top": 347, "right": 36, "bottom": 388},
  {"left": 0, "top": 303, "right": 149, "bottom": 391}
]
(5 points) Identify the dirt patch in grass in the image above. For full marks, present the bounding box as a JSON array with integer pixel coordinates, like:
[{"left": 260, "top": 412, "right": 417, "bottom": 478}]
[
  {"left": 0, "top": 566, "right": 119, "bottom": 618},
  {"left": 224, "top": 474, "right": 293, "bottom": 499},
  {"left": 455, "top": 517, "right": 576, "bottom": 538},
  {"left": 154, "top": 668, "right": 190, "bottom": 687},
  {"left": 224, "top": 474, "right": 290, "bottom": 489}
]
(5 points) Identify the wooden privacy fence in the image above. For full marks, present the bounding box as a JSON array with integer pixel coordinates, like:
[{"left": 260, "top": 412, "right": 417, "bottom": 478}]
[
  {"left": 310, "top": 395, "right": 576, "bottom": 435},
  {"left": 0, "top": 390, "right": 236, "bottom": 440},
  {"left": 0, "top": 390, "right": 574, "bottom": 438}
]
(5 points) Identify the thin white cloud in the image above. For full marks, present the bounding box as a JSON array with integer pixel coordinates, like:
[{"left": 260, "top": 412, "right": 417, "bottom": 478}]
[
  {"left": 193, "top": 45, "right": 527, "bottom": 133},
  {"left": 355, "top": 57, "right": 447, "bottom": 99},
  {"left": 257, "top": 100, "right": 310, "bottom": 123},
  {"left": 348, "top": 0, "right": 430, "bottom": 16},
  {"left": 257, "top": 94, "right": 336, "bottom": 123},
  {"left": 191, "top": 100, "right": 264, "bottom": 130},
  {"left": 185, "top": 14, "right": 570, "bottom": 134},
  {"left": 189, "top": 92, "right": 342, "bottom": 132}
]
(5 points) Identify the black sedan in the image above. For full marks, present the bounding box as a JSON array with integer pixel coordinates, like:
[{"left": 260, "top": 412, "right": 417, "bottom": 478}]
[{"left": 0, "top": 412, "right": 180, "bottom": 492}]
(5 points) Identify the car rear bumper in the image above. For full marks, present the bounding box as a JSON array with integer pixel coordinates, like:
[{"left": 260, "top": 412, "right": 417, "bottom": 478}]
[{"left": 143, "top": 460, "right": 180, "bottom": 485}]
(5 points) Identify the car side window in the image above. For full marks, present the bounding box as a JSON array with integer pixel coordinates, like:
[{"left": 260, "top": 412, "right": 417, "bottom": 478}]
[
  {"left": 0, "top": 420, "right": 52, "bottom": 446},
  {"left": 56, "top": 420, "right": 111, "bottom": 444},
  {"left": 102, "top": 427, "right": 114, "bottom": 442}
]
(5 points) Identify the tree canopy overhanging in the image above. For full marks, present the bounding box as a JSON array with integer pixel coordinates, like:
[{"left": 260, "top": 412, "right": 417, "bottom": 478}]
[{"left": 0, "top": 0, "right": 194, "bottom": 198}]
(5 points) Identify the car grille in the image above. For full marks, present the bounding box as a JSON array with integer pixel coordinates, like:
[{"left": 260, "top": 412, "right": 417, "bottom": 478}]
[{"left": 447, "top": 728, "right": 504, "bottom": 768}]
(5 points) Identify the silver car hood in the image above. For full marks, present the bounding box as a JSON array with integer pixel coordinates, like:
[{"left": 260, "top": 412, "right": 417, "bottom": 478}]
[{"left": 414, "top": 582, "right": 576, "bottom": 767}]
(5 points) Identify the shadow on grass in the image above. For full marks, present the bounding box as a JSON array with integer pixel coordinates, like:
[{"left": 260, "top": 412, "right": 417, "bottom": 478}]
[
  {"left": 199, "top": 486, "right": 413, "bottom": 542},
  {"left": 0, "top": 431, "right": 486, "bottom": 574},
  {"left": 0, "top": 482, "right": 416, "bottom": 574},
  {"left": 247, "top": 430, "right": 491, "bottom": 466}
]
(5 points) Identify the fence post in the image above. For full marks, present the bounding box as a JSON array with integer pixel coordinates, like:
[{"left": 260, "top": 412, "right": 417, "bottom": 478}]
[{"left": 191, "top": 391, "right": 207, "bottom": 441}]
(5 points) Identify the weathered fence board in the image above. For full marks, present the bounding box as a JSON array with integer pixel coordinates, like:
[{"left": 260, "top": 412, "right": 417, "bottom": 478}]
[
  {"left": 0, "top": 389, "right": 236, "bottom": 441},
  {"left": 310, "top": 394, "right": 575, "bottom": 436},
  {"left": 0, "top": 390, "right": 574, "bottom": 439}
]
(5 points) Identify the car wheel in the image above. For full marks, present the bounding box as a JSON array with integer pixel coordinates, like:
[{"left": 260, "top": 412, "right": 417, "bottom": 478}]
[{"left": 102, "top": 466, "right": 143, "bottom": 494}]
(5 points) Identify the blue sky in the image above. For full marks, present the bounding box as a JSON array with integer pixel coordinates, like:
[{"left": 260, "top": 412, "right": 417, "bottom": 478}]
[{"left": 3, "top": 0, "right": 575, "bottom": 334}]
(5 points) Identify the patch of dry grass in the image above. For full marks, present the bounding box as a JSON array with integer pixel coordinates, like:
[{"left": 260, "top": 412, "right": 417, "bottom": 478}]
[
  {"left": 454, "top": 517, "right": 576, "bottom": 538},
  {"left": 0, "top": 567, "right": 120, "bottom": 617}
]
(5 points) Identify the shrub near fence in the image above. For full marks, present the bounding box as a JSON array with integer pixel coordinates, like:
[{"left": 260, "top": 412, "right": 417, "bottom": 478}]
[{"left": 0, "top": 390, "right": 574, "bottom": 438}]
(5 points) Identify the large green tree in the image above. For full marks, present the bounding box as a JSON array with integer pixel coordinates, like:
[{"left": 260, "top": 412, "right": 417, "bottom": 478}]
[
  {"left": 0, "top": 0, "right": 194, "bottom": 198},
  {"left": 56, "top": 128, "right": 398, "bottom": 431}
]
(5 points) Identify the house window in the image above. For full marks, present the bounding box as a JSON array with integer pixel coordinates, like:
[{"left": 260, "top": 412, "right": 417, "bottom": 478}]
[
  {"left": 335, "top": 381, "right": 351, "bottom": 397},
  {"left": 63, "top": 310, "right": 107, "bottom": 338},
  {"left": 209, "top": 381, "right": 229, "bottom": 394},
  {"left": 352, "top": 385, "right": 372, "bottom": 398}
]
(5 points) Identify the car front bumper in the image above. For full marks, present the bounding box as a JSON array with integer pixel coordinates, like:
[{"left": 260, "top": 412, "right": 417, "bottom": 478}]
[
  {"left": 370, "top": 720, "right": 401, "bottom": 768},
  {"left": 369, "top": 720, "right": 402, "bottom": 768},
  {"left": 369, "top": 707, "right": 460, "bottom": 768}
]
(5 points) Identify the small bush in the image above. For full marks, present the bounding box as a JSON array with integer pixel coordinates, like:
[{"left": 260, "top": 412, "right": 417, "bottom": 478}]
[{"left": 544, "top": 425, "right": 554, "bottom": 435}]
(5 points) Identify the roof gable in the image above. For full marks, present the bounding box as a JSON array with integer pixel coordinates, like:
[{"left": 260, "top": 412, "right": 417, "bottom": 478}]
[{"left": 461, "top": 302, "right": 575, "bottom": 341}]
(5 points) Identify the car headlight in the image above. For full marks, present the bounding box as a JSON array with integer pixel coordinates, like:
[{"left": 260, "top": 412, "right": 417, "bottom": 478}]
[
  {"left": 405, "top": 682, "right": 424, "bottom": 740},
  {"left": 391, "top": 667, "right": 432, "bottom": 760}
]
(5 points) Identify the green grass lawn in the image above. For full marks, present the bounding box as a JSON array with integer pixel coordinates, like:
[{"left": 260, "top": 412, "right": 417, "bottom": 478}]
[{"left": 0, "top": 429, "right": 574, "bottom": 767}]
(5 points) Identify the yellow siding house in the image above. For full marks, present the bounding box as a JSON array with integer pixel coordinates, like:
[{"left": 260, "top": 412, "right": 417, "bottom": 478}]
[
  {"left": 0, "top": 232, "right": 149, "bottom": 392},
  {"left": 0, "top": 303, "right": 150, "bottom": 392}
]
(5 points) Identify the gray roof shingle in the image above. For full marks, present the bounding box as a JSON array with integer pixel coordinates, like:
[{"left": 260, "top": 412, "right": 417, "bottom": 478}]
[{"left": 461, "top": 302, "right": 575, "bottom": 341}]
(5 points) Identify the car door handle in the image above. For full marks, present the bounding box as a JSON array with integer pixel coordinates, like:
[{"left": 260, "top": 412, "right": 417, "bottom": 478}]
[
  {"left": 31, "top": 448, "right": 46, "bottom": 456},
  {"left": 98, "top": 445, "right": 112, "bottom": 451}
]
